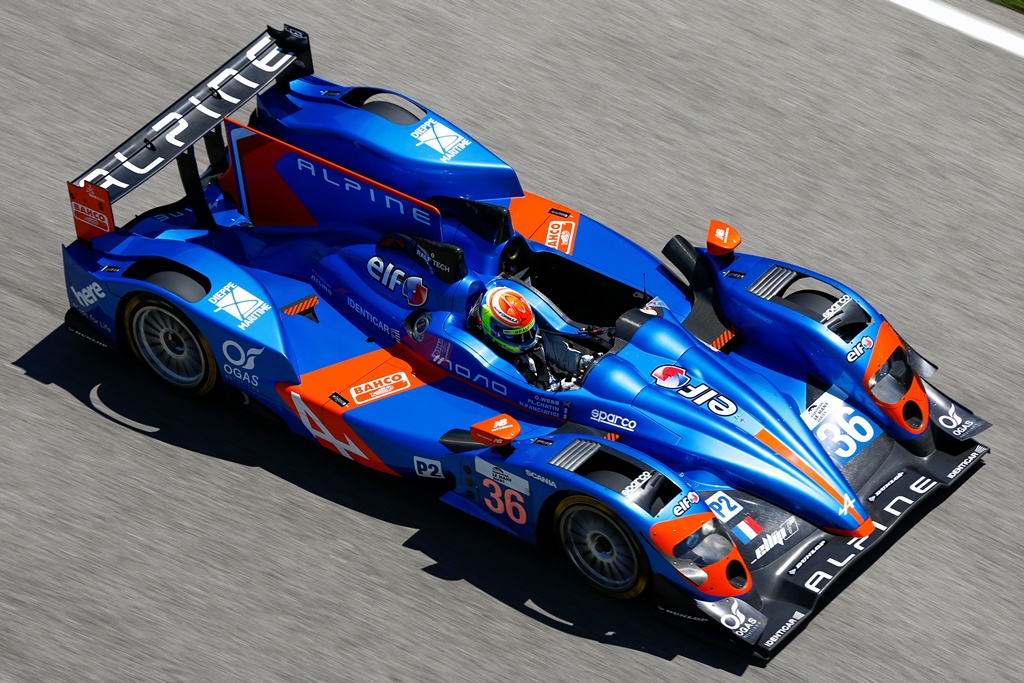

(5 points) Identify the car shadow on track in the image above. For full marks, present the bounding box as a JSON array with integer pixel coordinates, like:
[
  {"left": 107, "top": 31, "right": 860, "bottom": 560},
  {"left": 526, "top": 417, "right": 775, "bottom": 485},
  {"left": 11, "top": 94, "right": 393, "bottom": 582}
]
[{"left": 15, "top": 327, "right": 773, "bottom": 673}]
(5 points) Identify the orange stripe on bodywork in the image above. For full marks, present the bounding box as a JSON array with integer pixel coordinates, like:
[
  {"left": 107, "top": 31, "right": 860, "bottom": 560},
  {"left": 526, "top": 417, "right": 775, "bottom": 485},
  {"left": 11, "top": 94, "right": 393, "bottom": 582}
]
[
  {"left": 509, "top": 192, "right": 580, "bottom": 255},
  {"left": 755, "top": 429, "right": 870, "bottom": 532},
  {"left": 282, "top": 294, "right": 319, "bottom": 316},
  {"left": 710, "top": 327, "right": 737, "bottom": 350},
  {"left": 277, "top": 346, "right": 447, "bottom": 476}
]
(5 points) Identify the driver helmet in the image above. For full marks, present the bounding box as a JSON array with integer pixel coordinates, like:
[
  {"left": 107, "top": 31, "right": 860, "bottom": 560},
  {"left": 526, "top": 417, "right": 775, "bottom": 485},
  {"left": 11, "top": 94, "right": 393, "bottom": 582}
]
[{"left": 479, "top": 286, "right": 539, "bottom": 354}]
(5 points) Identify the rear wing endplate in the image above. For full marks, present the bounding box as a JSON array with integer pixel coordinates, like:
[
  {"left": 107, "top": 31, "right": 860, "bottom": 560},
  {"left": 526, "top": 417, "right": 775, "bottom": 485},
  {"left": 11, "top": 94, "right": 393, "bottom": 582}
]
[{"left": 68, "top": 25, "right": 312, "bottom": 241}]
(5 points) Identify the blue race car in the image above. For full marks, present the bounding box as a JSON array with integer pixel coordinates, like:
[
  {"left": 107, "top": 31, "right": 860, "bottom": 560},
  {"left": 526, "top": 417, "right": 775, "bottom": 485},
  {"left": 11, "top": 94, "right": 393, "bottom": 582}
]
[{"left": 63, "top": 26, "right": 990, "bottom": 657}]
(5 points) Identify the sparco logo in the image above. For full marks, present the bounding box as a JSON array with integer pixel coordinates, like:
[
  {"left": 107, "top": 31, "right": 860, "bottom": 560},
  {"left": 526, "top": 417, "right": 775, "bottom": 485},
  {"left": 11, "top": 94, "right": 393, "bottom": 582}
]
[
  {"left": 621, "top": 471, "right": 652, "bottom": 497},
  {"left": 762, "top": 611, "right": 806, "bottom": 648},
  {"left": 366, "top": 256, "right": 429, "bottom": 306},
  {"left": 70, "top": 282, "right": 106, "bottom": 308},
  {"left": 820, "top": 295, "right": 852, "bottom": 322},
  {"left": 650, "top": 365, "right": 737, "bottom": 417},
  {"left": 351, "top": 372, "right": 411, "bottom": 405},
  {"left": 590, "top": 409, "right": 637, "bottom": 432},
  {"left": 846, "top": 335, "right": 873, "bottom": 363}
]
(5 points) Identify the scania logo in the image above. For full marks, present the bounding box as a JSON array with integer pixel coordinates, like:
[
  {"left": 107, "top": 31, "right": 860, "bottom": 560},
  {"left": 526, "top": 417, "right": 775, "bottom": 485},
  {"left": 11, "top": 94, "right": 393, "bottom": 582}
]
[
  {"left": 590, "top": 409, "right": 637, "bottom": 432},
  {"left": 651, "top": 365, "right": 737, "bottom": 417},
  {"left": 366, "top": 256, "right": 429, "bottom": 306}
]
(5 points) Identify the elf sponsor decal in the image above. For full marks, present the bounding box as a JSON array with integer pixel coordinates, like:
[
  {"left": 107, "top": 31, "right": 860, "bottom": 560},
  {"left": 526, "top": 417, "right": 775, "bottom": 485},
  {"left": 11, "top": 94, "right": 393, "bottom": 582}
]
[
  {"left": 544, "top": 220, "right": 577, "bottom": 253},
  {"left": 751, "top": 517, "right": 799, "bottom": 563},
  {"left": 366, "top": 256, "right": 429, "bottom": 306},
  {"left": 350, "top": 372, "right": 412, "bottom": 405},
  {"left": 732, "top": 516, "right": 763, "bottom": 544},
  {"left": 590, "top": 409, "right": 637, "bottom": 432},
  {"left": 800, "top": 393, "right": 877, "bottom": 465},
  {"left": 209, "top": 282, "right": 271, "bottom": 330},
  {"left": 762, "top": 611, "right": 806, "bottom": 649},
  {"left": 705, "top": 491, "right": 743, "bottom": 523},
  {"left": 673, "top": 491, "right": 701, "bottom": 516},
  {"left": 650, "top": 366, "right": 737, "bottom": 417},
  {"left": 846, "top": 335, "right": 874, "bottom": 362},
  {"left": 221, "top": 340, "right": 263, "bottom": 387},
  {"left": 70, "top": 282, "right": 106, "bottom": 309},
  {"left": 411, "top": 118, "right": 472, "bottom": 163}
]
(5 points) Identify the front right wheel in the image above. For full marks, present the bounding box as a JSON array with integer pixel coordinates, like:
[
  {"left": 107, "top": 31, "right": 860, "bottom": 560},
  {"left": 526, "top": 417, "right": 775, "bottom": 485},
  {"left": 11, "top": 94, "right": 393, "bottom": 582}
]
[{"left": 555, "top": 495, "right": 650, "bottom": 599}]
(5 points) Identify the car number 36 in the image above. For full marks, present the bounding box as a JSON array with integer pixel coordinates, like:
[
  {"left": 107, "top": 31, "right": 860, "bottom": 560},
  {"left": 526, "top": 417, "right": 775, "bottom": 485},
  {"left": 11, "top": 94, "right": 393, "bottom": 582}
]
[
  {"left": 815, "top": 406, "right": 875, "bottom": 459},
  {"left": 482, "top": 478, "right": 528, "bottom": 525}
]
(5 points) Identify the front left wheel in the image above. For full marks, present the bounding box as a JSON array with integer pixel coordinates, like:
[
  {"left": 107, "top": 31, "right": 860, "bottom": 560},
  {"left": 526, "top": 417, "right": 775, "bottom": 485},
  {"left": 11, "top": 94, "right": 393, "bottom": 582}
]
[
  {"left": 555, "top": 495, "right": 650, "bottom": 599},
  {"left": 123, "top": 295, "right": 218, "bottom": 396}
]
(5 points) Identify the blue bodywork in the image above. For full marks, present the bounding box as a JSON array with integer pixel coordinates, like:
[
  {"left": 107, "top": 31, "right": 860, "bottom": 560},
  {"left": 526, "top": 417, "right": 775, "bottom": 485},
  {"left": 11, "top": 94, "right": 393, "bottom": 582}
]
[{"left": 62, "top": 27, "right": 989, "bottom": 657}]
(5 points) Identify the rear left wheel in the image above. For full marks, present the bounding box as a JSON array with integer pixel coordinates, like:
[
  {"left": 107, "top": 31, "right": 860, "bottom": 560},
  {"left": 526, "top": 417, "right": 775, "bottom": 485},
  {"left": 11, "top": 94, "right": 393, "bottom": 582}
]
[
  {"left": 555, "top": 495, "right": 650, "bottom": 599},
  {"left": 124, "top": 295, "right": 218, "bottom": 396}
]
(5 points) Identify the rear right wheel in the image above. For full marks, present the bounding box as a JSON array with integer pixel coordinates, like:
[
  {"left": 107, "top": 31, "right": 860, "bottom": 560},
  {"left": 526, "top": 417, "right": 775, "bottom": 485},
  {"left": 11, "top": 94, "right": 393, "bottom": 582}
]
[{"left": 123, "top": 294, "right": 218, "bottom": 396}]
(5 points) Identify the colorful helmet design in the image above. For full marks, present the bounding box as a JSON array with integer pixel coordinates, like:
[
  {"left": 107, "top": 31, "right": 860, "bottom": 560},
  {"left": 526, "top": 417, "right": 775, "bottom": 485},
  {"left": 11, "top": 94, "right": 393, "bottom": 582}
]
[{"left": 479, "top": 286, "right": 539, "bottom": 354}]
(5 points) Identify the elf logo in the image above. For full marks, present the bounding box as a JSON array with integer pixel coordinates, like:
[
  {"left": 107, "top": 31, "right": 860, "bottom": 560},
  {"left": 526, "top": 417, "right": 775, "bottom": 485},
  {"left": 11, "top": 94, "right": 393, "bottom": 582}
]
[
  {"left": 846, "top": 335, "right": 874, "bottom": 363},
  {"left": 651, "top": 365, "right": 737, "bottom": 417},
  {"left": 366, "top": 256, "right": 429, "bottom": 306}
]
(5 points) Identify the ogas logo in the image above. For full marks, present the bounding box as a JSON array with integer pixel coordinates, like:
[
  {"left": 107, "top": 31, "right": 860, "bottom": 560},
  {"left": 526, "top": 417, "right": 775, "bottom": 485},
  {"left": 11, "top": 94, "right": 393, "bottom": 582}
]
[
  {"left": 590, "top": 409, "right": 637, "bottom": 432},
  {"left": 221, "top": 340, "right": 263, "bottom": 387}
]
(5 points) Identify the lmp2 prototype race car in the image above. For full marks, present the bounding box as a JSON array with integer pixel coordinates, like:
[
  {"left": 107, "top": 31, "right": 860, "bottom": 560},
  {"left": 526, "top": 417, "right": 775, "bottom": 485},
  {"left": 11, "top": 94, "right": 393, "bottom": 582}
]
[{"left": 63, "top": 26, "right": 990, "bottom": 657}]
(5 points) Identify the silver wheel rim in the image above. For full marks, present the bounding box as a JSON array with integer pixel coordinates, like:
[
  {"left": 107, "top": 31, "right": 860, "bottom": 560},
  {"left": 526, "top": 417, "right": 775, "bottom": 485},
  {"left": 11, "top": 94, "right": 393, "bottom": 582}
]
[
  {"left": 132, "top": 305, "right": 206, "bottom": 388},
  {"left": 560, "top": 505, "right": 639, "bottom": 592}
]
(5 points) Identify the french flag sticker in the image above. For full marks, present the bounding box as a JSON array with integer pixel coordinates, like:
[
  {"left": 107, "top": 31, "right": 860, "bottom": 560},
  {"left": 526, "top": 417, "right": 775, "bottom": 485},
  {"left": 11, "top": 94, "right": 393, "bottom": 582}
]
[{"left": 733, "top": 516, "right": 763, "bottom": 544}]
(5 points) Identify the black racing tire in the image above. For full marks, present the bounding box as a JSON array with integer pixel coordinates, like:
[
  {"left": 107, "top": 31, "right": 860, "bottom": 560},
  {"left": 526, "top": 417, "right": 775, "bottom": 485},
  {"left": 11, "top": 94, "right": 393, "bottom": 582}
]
[
  {"left": 123, "top": 294, "right": 218, "bottom": 396},
  {"left": 784, "top": 290, "right": 836, "bottom": 318},
  {"left": 554, "top": 495, "right": 650, "bottom": 599}
]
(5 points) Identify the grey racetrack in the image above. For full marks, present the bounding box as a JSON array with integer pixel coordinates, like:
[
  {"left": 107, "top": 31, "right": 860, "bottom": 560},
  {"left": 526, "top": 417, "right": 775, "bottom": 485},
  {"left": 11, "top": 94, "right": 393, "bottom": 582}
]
[{"left": 3, "top": 1, "right": 1023, "bottom": 681}]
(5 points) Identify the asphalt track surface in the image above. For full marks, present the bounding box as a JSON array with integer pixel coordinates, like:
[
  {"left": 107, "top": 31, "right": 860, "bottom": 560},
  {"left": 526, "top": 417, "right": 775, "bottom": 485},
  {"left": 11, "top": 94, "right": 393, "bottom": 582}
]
[{"left": 2, "top": 1, "right": 1023, "bottom": 681}]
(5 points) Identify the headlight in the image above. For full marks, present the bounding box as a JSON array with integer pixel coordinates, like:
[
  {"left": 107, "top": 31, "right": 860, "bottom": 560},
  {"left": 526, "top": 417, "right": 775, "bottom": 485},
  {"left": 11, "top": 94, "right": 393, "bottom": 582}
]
[
  {"left": 867, "top": 346, "right": 913, "bottom": 404},
  {"left": 673, "top": 519, "right": 733, "bottom": 566}
]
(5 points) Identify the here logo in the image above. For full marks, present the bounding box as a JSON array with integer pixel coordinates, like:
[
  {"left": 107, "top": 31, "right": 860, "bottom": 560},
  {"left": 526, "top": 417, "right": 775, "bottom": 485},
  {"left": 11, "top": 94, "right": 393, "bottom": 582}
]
[{"left": 70, "top": 282, "right": 106, "bottom": 309}]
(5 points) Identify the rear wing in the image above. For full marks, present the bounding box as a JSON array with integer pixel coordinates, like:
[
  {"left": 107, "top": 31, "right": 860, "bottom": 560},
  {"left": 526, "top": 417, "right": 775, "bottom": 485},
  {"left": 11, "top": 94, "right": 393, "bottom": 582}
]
[{"left": 68, "top": 25, "right": 312, "bottom": 241}]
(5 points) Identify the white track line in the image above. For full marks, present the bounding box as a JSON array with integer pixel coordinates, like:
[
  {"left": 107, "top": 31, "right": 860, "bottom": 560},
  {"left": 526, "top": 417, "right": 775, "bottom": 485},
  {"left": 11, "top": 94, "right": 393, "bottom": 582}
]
[{"left": 889, "top": 0, "right": 1024, "bottom": 58}]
